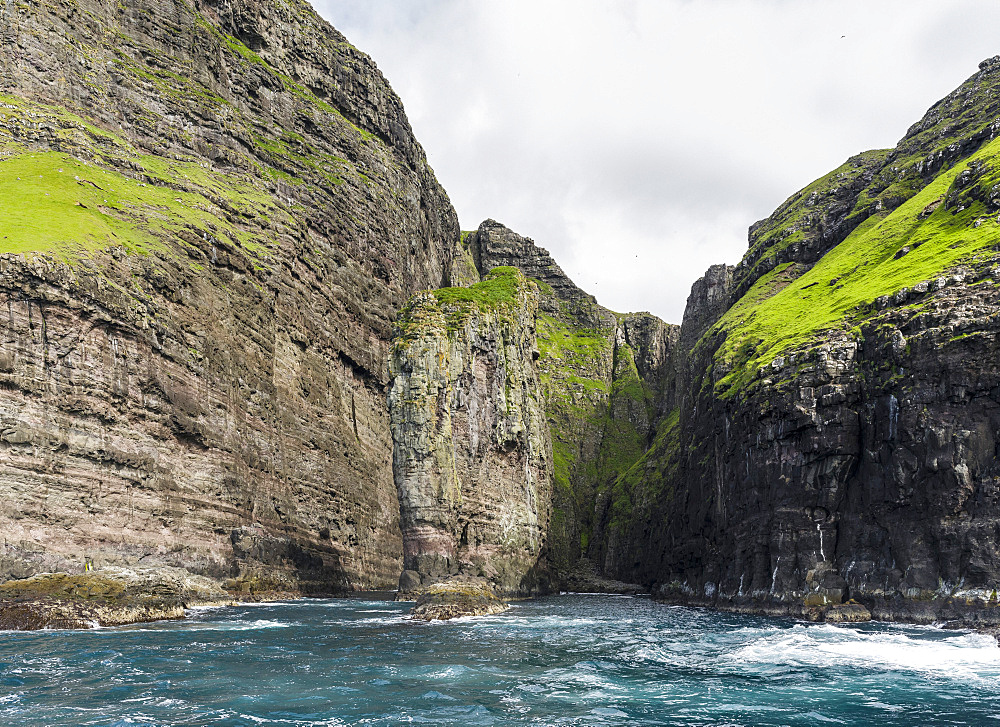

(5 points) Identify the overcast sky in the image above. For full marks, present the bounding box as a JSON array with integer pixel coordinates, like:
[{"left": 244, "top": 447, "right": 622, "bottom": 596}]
[{"left": 314, "top": 0, "right": 1000, "bottom": 323}]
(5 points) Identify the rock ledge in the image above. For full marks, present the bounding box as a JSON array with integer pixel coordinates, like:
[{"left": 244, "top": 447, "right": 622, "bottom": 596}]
[
  {"left": 409, "top": 578, "right": 510, "bottom": 621},
  {"left": 0, "top": 567, "right": 233, "bottom": 630}
]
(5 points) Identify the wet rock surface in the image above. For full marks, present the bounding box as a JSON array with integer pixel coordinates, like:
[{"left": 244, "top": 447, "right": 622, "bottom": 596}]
[
  {"left": 821, "top": 603, "right": 872, "bottom": 623},
  {"left": 408, "top": 577, "right": 509, "bottom": 621},
  {"left": 0, "top": 567, "right": 232, "bottom": 629},
  {"left": 559, "top": 558, "right": 646, "bottom": 595}
]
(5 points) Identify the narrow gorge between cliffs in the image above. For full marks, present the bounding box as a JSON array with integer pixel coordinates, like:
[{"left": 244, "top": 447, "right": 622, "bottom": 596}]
[{"left": 3, "top": 0, "right": 1000, "bottom": 723}]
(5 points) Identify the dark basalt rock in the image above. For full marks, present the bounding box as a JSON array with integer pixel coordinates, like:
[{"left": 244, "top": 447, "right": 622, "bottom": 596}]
[
  {"left": 559, "top": 558, "right": 646, "bottom": 595},
  {"left": 606, "top": 57, "right": 1000, "bottom": 632}
]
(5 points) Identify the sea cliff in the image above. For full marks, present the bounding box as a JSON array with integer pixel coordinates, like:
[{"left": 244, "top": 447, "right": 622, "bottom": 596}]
[
  {"left": 5, "top": 0, "right": 1000, "bottom": 631},
  {"left": 0, "top": 0, "right": 458, "bottom": 594}
]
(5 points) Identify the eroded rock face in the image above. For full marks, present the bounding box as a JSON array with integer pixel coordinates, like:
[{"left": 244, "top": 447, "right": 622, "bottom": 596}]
[
  {"left": 409, "top": 576, "right": 509, "bottom": 621},
  {"left": 0, "top": 0, "right": 459, "bottom": 590},
  {"left": 656, "top": 274, "right": 1000, "bottom": 625},
  {"left": 0, "top": 567, "right": 231, "bottom": 629},
  {"left": 636, "top": 58, "right": 1000, "bottom": 627},
  {"left": 388, "top": 268, "right": 551, "bottom": 595},
  {"left": 456, "top": 221, "right": 679, "bottom": 586}
]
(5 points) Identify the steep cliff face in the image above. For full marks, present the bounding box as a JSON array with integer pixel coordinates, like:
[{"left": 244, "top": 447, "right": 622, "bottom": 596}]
[
  {"left": 639, "top": 56, "right": 1000, "bottom": 624},
  {"left": 0, "top": 0, "right": 458, "bottom": 590},
  {"left": 458, "top": 221, "right": 677, "bottom": 582},
  {"left": 11, "top": 0, "right": 1000, "bottom": 623},
  {"left": 387, "top": 268, "right": 551, "bottom": 595}
]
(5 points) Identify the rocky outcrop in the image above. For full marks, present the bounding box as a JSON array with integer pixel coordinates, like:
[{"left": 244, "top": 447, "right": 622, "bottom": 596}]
[
  {"left": 408, "top": 576, "right": 509, "bottom": 620},
  {"left": 467, "top": 220, "right": 597, "bottom": 316},
  {"left": 0, "top": 566, "right": 232, "bottom": 629},
  {"left": 388, "top": 268, "right": 551, "bottom": 595},
  {"left": 0, "top": 0, "right": 460, "bottom": 591}
]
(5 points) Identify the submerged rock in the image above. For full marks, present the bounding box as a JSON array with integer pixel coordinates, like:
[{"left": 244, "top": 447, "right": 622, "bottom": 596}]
[
  {"left": 409, "top": 577, "right": 510, "bottom": 621},
  {"left": 0, "top": 567, "right": 232, "bottom": 630}
]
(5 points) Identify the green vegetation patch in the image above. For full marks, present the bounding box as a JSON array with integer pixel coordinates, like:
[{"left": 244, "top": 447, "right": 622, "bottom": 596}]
[
  {"left": 0, "top": 152, "right": 166, "bottom": 257},
  {"left": 432, "top": 266, "right": 523, "bottom": 314},
  {"left": 743, "top": 150, "right": 890, "bottom": 279},
  {"left": 0, "top": 150, "right": 282, "bottom": 262},
  {"left": 0, "top": 91, "right": 293, "bottom": 264},
  {"left": 713, "top": 134, "right": 1000, "bottom": 397},
  {"left": 606, "top": 408, "right": 681, "bottom": 534},
  {"left": 536, "top": 313, "right": 610, "bottom": 363},
  {"left": 395, "top": 267, "right": 530, "bottom": 343}
]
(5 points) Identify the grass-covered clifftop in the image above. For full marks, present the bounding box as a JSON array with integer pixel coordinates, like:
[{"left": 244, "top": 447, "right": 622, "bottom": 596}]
[
  {"left": 710, "top": 58, "right": 1000, "bottom": 399},
  {"left": 393, "top": 267, "right": 533, "bottom": 347}
]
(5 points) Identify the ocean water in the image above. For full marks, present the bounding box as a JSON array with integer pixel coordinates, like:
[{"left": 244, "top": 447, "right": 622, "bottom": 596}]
[{"left": 2, "top": 595, "right": 999, "bottom": 726}]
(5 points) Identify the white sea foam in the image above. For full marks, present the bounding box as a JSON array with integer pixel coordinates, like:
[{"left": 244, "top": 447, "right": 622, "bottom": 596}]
[
  {"left": 590, "top": 707, "right": 629, "bottom": 717},
  {"left": 727, "top": 623, "right": 1000, "bottom": 679},
  {"left": 500, "top": 615, "right": 598, "bottom": 629},
  {"left": 420, "top": 690, "right": 457, "bottom": 701},
  {"left": 237, "top": 713, "right": 348, "bottom": 726},
  {"left": 179, "top": 618, "right": 291, "bottom": 631},
  {"left": 345, "top": 615, "right": 410, "bottom": 627}
]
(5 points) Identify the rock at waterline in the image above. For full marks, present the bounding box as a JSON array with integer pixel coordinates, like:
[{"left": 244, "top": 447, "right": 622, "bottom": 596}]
[
  {"left": 0, "top": 567, "right": 233, "bottom": 630},
  {"left": 823, "top": 603, "right": 872, "bottom": 623},
  {"left": 409, "top": 577, "right": 510, "bottom": 621}
]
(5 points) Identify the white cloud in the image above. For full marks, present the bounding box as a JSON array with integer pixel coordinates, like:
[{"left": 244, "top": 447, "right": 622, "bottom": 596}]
[{"left": 315, "top": 0, "right": 1000, "bottom": 322}]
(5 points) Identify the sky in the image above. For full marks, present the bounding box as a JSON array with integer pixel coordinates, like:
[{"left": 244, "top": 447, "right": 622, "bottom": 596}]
[{"left": 313, "top": 0, "right": 1000, "bottom": 323}]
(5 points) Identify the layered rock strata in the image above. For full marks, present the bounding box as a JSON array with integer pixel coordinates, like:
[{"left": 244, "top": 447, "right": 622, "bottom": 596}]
[
  {"left": 461, "top": 221, "right": 676, "bottom": 582},
  {"left": 388, "top": 267, "right": 551, "bottom": 595},
  {"left": 0, "top": 0, "right": 460, "bottom": 591}
]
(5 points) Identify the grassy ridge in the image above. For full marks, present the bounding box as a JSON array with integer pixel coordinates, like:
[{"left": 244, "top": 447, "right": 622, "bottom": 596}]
[
  {"left": 394, "top": 267, "right": 530, "bottom": 344},
  {"left": 713, "top": 135, "right": 1000, "bottom": 396}
]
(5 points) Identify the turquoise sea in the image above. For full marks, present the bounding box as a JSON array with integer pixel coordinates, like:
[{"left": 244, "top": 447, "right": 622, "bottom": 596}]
[{"left": 2, "top": 594, "right": 999, "bottom": 726}]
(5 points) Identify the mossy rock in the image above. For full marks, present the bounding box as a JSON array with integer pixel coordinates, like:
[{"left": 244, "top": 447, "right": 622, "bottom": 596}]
[
  {"left": 409, "top": 577, "right": 509, "bottom": 621},
  {"left": 0, "top": 567, "right": 231, "bottom": 629},
  {"left": 823, "top": 603, "right": 872, "bottom": 623}
]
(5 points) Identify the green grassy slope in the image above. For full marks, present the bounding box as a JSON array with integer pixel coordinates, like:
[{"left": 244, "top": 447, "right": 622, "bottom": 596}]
[
  {"left": 0, "top": 93, "right": 290, "bottom": 264},
  {"left": 713, "top": 131, "right": 1000, "bottom": 397}
]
